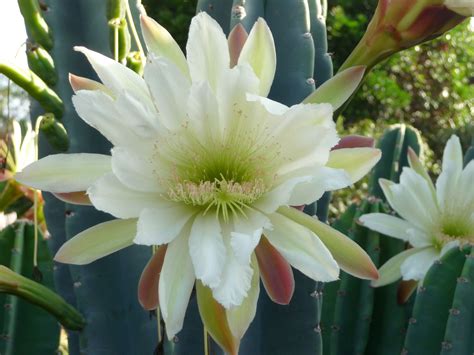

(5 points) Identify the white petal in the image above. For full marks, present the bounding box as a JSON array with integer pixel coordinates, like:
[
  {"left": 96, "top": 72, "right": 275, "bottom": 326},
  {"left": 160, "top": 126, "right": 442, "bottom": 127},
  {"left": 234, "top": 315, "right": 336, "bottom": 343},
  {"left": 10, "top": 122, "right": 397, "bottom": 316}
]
[
  {"left": 111, "top": 147, "right": 160, "bottom": 193},
  {"left": 272, "top": 103, "right": 337, "bottom": 174},
  {"left": 72, "top": 90, "right": 158, "bottom": 149},
  {"left": 288, "top": 167, "right": 351, "bottom": 206},
  {"left": 254, "top": 176, "right": 312, "bottom": 214},
  {"left": 326, "top": 148, "right": 381, "bottom": 184},
  {"left": 159, "top": 231, "right": 195, "bottom": 339},
  {"left": 246, "top": 94, "right": 288, "bottom": 115},
  {"left": 88, "top": 173, "right": 162, "bottom": 219},
  {"left": 189, "top": 213, "right": 226, "bottom": 288},
  {"left": 265, "top": 213, "right": 339, "bottom": 282},
  {"left": 140, "top": 14, "right": 189, "bottom": 76},
  {"left": 135, "top": 203, "right": 196, "bottom": 246},
  {"left": 186, "top": 12, "right": 229, "bottom": 90},
  {"left": 359, "top": 213, "right": 413, "bottom": 241},
  {"left": 75, "top": 46, "right": 149, "bottom": 98},
  {"left": 371, "top": 247, "right": 426, "bottom": 287},
  {"left": 212, "top": 231, "right": 254, "bottom": 308},
  {"left": 442, "top": 135, "right": 463, "bottom": 174},
  {"left": 16, "top": 153, "right": 111, "bottom": 193},
  {"left": 216, "top": 64, "right": 260, "bottom": 136},
  {"left": 387, "top": 168, "right": 440, "bottom": 230},
  {"left": 226, "top": 256, "right": 260, "bottom": 339},
  {"left": 54, "top": 219, "right": 137, "bottom": 265},
  {"left": 230, "top": 210, "right": 269, "bottom": 264},
  {"left": 238, "top": 18, "right": 276, "bottom": 96},
  {"left": 400, "top": 247, "right": 439, "bottom": 281},
  {"left": 144, "top": 56, "right": 190, "bottom": 130},
  {"left": 186, "top": 81, "right": 222, "bottom": 144}
]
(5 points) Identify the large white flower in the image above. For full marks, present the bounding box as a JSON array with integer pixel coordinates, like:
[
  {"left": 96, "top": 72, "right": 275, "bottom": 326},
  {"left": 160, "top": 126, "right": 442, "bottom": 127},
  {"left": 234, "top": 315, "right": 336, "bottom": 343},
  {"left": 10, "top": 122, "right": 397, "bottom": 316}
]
[
  {"left": 361, "top": 135, "right": 474, "bottom": 288},
  {"left": 16, "top": 12, "right": 380, "bottom": 350}
]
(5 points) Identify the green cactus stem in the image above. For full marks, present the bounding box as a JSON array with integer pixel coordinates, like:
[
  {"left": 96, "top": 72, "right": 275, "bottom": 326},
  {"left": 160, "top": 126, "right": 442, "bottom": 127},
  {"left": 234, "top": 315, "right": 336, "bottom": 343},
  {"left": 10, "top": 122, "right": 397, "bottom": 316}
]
[
  {"left": 17, "top": 0, "right": 54, "bottom": 50},
  {"left": 26, "top": 43, "right": 58, "bottom": 87},
  {"left": 0, "top": 62, "right": 63, "bottom": 118},
  {"left": 38, "top": 113, "right": 69, "bottom": 152},
  {"left": 403, "top": 246, "right": 472, "bottom": 355}
]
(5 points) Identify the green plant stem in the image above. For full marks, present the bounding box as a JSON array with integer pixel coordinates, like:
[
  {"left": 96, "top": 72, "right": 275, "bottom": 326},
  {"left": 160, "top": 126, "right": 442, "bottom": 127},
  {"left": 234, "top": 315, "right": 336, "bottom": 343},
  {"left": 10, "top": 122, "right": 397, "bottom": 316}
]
[
  {"left": 0, "top": 265, "right": 85, "bottom": 330},
  {"left": 0, "top": 61, "right": 63, "bottom": 118}
]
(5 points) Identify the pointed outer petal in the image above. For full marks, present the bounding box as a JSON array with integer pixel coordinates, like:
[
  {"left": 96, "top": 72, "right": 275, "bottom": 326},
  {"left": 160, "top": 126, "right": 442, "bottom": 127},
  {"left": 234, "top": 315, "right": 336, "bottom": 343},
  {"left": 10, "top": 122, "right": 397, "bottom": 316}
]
[
  {"left": 139, "top": 14, "right": 189, "bottom": 77},
  {"left": 400, "top": 247, "right": 439, "bottom": 281},
  {"left": 238, "top": 18, "right": 276, "bottom": 96},
  {"left": 277, "top": 206, "right": 379, "bottom": 280},
  {"left": 454, "top": 161, "right": 474, "bottom": 209},
  {"left": 246, "top": 94, "right": 288, "bottom": 115},
  {"left": 74, "top": 46, "right": 149, "bottom": 97},
  {"left": 332, "top": 135, "right": 375, "bottom": 150},
  {"left": 138, "top": 245, "right": 167, "bottom": 310},
  {"left": 15, "top": 153, "right": 111, "bottom": 193},
  {"left": 287, "top": 167, "right": 351, "bottom": 206},
  {"left": 254, "top": 175, "right": 313, "bottom": 214},
  {"left": 53, "top": 192, "right": 92, "bottom": 206},
  {"left": 370, "top": 247, "right": 427, "bottom": 287},
  {"left": 255, "top": 236, "right": 294, "bottom": 305},
  {"left": 72, "top": 90, "right": 159, "bottom": 150},
  {"left": 265, "top": 213, "right": 339, "bottom": 282},
  {"left": 228, "top": 24, "right": 248, "bottom": 68},
  {"left": 111, "top": 147, "right": 161, "bottom": 193},
  {"left": 88, "top": 173, "right": 162, "bottom": 219},
  {"left": 196, "top": 281, "right": 239, "bottom": 355},
  {"left": 407, "top": 147, "right": 432, "bottom": 185},
  {"left": 226, "top": 256, "right": 260, "bottom": 340},
  {"left": 144, "top": 56, "right": 190, "bottom": 130},
  {"left": 69, "top": 73, "right": 111, "bottom": 94},
  {"left": 159, "top": 232, "right": 195, "bottom": 339},
  {"left": 302, "top": 66, "right": 366, "bottom": 109},
  {"left": 441, "top": 135, "right": 463, "bottom": 174},
  {"left": 54, "top": 218, "right": 137, "bottom": 265},
  {"left": 326, "top": 148, "right": 381, "bottom": 184},
  {"left": 390, "top": 168, "right": 440, "bottom": 230},
  {"left": 359, "top": 213, "right": 413, "bottom": 241},
  {"left": 397, "top": 279, "right": 419, "bottom": 305},
  {"left": 188, "top": 213, "right": 226, "bottom": 288},
  {"left": 230, "top": 210, "right": 269, "bottom": 265},
  {"left": 135, "top": 203, "right": 196, "bottom": 246},
  {"left": 186, "top": 12, "right": 230, "bottom": 90},
  {"left": 436, "top": 135, "right": 463, "bottom": 209}
]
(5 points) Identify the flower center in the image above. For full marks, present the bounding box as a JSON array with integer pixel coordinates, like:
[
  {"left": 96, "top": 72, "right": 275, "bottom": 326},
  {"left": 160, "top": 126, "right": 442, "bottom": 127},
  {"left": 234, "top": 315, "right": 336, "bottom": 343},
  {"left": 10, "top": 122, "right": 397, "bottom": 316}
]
[
  {"left": 167, "top": 177, "right": 267, "bottom": 220},
  {"left": 434, "top": 212, "right": 474, "bottom": 247},
  {"left": 154, "top": 120, "right": 283, "bottom": 220}
]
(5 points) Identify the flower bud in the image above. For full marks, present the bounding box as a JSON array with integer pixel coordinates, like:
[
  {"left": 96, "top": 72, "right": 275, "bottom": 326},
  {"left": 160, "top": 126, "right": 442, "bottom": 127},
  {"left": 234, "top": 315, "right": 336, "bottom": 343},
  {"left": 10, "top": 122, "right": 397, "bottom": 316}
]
[{"left": 340, "top": 0, "right": 468, "bottom": 71}]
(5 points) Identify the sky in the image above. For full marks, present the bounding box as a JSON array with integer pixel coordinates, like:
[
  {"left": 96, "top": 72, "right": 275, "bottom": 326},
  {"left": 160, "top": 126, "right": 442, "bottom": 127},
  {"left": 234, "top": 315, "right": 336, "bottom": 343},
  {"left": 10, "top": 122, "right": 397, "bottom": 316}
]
[{"left": 0, "top": 1, "right": 28, "bottom": 68}]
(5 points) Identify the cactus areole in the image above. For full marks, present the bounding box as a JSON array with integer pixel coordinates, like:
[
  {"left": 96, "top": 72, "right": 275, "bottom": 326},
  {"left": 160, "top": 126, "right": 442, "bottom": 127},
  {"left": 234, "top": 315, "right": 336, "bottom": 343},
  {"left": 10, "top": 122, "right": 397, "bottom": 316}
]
[{"left": 16, "top": 12, "right": 381, "bottom": 352}]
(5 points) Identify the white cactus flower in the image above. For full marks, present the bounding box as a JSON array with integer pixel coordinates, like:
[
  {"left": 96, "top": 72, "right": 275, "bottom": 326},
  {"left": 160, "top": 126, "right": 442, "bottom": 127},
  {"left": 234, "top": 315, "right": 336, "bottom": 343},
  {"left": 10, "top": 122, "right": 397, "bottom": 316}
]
[
  {"left": 16, "top": 12, "right": 381, "bottom": 345},
  {"left": 361, "top": 135, "right": 474, "bottom": 287}
]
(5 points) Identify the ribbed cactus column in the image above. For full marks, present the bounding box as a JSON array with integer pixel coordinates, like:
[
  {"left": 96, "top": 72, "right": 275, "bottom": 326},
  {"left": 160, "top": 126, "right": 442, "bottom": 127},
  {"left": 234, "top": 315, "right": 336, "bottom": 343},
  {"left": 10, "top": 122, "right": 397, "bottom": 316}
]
[{"left": 40, "top": 1, "right": 156, "bottom": 353}]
